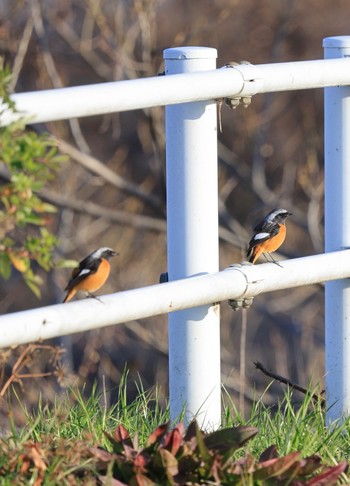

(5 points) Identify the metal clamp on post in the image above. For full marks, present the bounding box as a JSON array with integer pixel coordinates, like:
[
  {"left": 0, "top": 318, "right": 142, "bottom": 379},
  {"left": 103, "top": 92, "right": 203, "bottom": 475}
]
[
  {"left": 226, "top": 263, "right": 254, "bottom": 311},
  {"left": 228, "top": 296, "right": 254, "bottom": 311},
  {"left": 221, "top": 61, "right": 263, "bottom": 109},
  {"left": 159, "top": 272, "right": 168, "bottom": 283}
]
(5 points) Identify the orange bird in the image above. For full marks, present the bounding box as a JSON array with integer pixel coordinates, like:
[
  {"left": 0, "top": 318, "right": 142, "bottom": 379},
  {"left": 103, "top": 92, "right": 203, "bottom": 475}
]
[
  {"left": 63, "top": 247, "right": 118, "bottom": 303},
  {"left": 247, "top": 208, "right": 292, "bottom": 265}
]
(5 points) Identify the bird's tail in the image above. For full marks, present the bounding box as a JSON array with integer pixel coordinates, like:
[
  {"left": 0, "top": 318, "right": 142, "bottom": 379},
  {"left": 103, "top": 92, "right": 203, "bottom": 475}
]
[
  {"left": 63, "top": 288, "right": 76, "bottom": 303},
  {"left": 247, "top": 247, "right": 260, "bottom": 264}
]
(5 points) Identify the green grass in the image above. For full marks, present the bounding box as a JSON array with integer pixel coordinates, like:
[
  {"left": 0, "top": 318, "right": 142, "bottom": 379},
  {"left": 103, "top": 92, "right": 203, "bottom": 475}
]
[
  {"left": 1, "top": 377, "right": 350, "bottom": 484},
  {"left": 12, "top": 372, "right": 170, "bottom": 449},
  {"left": 223, "top": 385, "right": 350, "bottom": 466}
]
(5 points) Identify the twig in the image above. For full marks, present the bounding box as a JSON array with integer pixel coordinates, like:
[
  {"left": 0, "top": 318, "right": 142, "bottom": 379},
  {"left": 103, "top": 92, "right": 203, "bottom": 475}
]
[
  {"left": 39, "top": 187, "right": 167, "bottom": 233},
  {"left": 9, "top": 17, "right": 34, "bottom": 92},
  {"left": 0, "top": 163, "right": 166, "bottom": 232},
  {"left": 31, "top": 0, "right": 91, "bottom": 153},
  {"left": 0, "top": 166, "right": 241, "bottom": 243},
  {"left": 45, "top": 7, "right": 112, "bottom": 79},
  {"left": 254, "top": 360, "right": 325, "bottom": 406},
  {"left": 0, "top": 343, "right": 67, "bottom": 397},
  {"left": 1, "top": 344, "right": 43, "bottom": 396},
  {"left": 55, "top": 138, "right": 163, "bottom": 212},
  {"left": 239, "top": 309, "right": 247, "bottom": 415}
]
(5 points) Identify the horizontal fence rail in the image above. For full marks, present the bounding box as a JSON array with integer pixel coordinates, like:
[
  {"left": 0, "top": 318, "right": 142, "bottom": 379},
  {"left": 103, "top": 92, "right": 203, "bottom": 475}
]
[
  {"left": 1, "top": 58, "right": 350, "bottom": 125},
  {"left": 1, "top": 250, "right": 349, "bottom": 349}
]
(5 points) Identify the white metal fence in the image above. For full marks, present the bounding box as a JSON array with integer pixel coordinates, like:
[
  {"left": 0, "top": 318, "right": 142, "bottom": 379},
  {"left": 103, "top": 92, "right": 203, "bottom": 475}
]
[{"left": 1, "top": 36, "right": 350, "bottom": 429}]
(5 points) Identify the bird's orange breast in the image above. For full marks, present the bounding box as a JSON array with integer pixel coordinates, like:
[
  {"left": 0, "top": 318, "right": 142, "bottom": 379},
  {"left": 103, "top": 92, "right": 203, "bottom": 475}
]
[
  {"left": 74, "top": 258, "right": 111, "bottom": 293},
  {"left": 260, "top": 224, "right": 286, "bottom": 253}
]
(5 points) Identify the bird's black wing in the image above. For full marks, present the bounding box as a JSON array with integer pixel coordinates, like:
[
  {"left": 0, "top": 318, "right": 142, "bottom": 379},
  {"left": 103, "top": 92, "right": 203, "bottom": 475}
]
[
  {"left": 64, "top": 256, "right": 101, "bottom": 291},
  {"left": 247, "top": 222, "right": 280, "bottom": 252},
  {"left": 253, "top": 220, "right": 279, "bottom": 234}
]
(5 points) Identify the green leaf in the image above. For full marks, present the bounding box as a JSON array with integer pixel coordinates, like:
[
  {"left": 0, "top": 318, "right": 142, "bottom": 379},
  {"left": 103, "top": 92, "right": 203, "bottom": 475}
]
[
  {"left": 204, "top": 425, "right": 258, "bottom": 453},
  {"left": 193, "top": 421, "right": 211, "bottom": 461},
  {"left": 20, "top": 212, "right": 47, "bottom": 225},
  {"left": 55, "top": 259, "right": 79, "bottom": 269},
  {"left": 152, "top": 448, "right": 178, "bottom": 478},
  {"left": 34, "top": 201, "right": 57, "bottom": 213},
  {"left": 23, "top": 271, "right": 43, "bottom": 299},
  {"left": 0, "top": 253, "right": 11, "bottom": 280},
  {"left": 24, "top": 277, "right": 41, "bottom": 299},
  {"left": 8, "top": 253, "right": 29, "bottom": 272}
]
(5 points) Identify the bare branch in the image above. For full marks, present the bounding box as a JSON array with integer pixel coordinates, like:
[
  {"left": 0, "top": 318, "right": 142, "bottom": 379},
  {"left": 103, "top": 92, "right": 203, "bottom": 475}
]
[
  {"left": 9, "top": 17, "right": 34, "bottom": 92},
  {"left": 31, "top": 0, "right": 91, "bottom": 153},
  {"left": 45, "top": 10, "right": 112, "bottom": 79},
  {"left": 254, "top": 361, "right": 325, "bottom": 406},
  {"left": 56, "top": 138, "right": 164, "bottom": 212},
  {"left": 39, "top": 187, "right": 166, "bottom": 233}
]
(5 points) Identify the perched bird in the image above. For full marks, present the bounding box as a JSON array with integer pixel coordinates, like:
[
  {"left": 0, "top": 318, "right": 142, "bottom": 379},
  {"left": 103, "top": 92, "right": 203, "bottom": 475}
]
[
  {"left": 247, "top": 208, "right": 292, "bottom": 265},
  {"left": 63, "top": 247, "right": 118, "bottom": 303}
]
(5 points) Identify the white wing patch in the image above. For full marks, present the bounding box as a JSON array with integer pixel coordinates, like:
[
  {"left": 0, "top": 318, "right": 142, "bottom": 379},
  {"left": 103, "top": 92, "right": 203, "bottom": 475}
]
[
  {"left": 253, "top": 232, "right": 270, "bottom": 241},
  {"left": 77, "top": 268, "right": 92, "bottom": 277}
]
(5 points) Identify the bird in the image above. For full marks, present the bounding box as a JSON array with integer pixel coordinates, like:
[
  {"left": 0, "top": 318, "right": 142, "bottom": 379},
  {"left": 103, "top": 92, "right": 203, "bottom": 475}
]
[
  {"left": 246, "top": 208, "right": 292, "bottom": 265},
  {"left": 63, "top": 247, "right": 118, "bottom": 303}
]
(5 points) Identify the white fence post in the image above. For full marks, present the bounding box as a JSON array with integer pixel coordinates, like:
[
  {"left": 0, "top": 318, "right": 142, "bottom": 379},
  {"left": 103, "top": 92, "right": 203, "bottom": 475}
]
[
  {"left": 324, "top": 36, "right": 350, "bottom": 423},
  {"left": 164, "top": 47, "right": 221, "bottom": 429}
]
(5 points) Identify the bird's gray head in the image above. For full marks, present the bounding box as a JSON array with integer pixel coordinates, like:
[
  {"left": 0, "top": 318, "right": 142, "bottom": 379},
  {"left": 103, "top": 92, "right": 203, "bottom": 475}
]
[
  {"left": 91, "top": 247, "right": 118, "bottom": 260},
  {"left": 265, "top": 208, "right": 292, "bottom": 224}
]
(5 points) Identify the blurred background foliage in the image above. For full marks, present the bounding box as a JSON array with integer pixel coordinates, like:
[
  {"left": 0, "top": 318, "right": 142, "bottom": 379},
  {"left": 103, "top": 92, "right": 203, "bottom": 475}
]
[
  {"left": 0, "top": 66, "right": 65, "bottom": 297},
  {"left": 0, "top": 0, "right": 349, "bottom": 424}
]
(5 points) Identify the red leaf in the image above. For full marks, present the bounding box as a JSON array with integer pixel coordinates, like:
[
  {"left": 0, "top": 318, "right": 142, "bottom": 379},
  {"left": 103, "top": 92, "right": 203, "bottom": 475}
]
[
  {"left": 114, "top": 424, "right": 133, "bottom": 445},
  {"left": 134, "top": 454, "right": 147, "bottom": 468},
  {"left": 164, "top": 423, "right": 184, "bottom": 456},
  {"left": 27, "top": 443, "right": 47, "bottom": 473},
  {"left": 306, "top": 461, "right": 348, "bottom": 486},
  {"left": 254, "top": 452, "right": 301, "bottom": 480},
  {"left": 184, "top": 421, "right": 197, "bottom": 442},
  {"left": 231, "top": 453, "right": 256, "bottom": 475},
  {"left": 89, "top": 446, "right": 115, "bottom": 462},
  {"left": 133, "top": 452, "right": 150, "bottom": 474},
  {"left": 210, "top": 454, "right": 225, "bottom": 483},
  {"left": 123, "top": 444, "right": 137, "bottom": 461},
  {"left": 107, "top": 424, "right": 135, "bottom": 457},
  {"left": 259, "top": 445, "right": 278, "bottom": 462},
  {"left": 297, "top": 456, "right": 322, "bottom": 476},
  {"left": 19, "top": 454, "right": 31, "bottom": 474},
  {"left": 130, "top": 473, "right": 156, "bottom": 486},
  {"left": 146, "top": 423, "right": 169, "bottom": 447}
]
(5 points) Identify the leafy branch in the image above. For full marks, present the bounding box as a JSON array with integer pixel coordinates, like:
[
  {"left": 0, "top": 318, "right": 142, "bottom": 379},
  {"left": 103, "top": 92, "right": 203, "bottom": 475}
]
[{"left": 0, "top": 62, "right": 65, "bottom": 297}]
